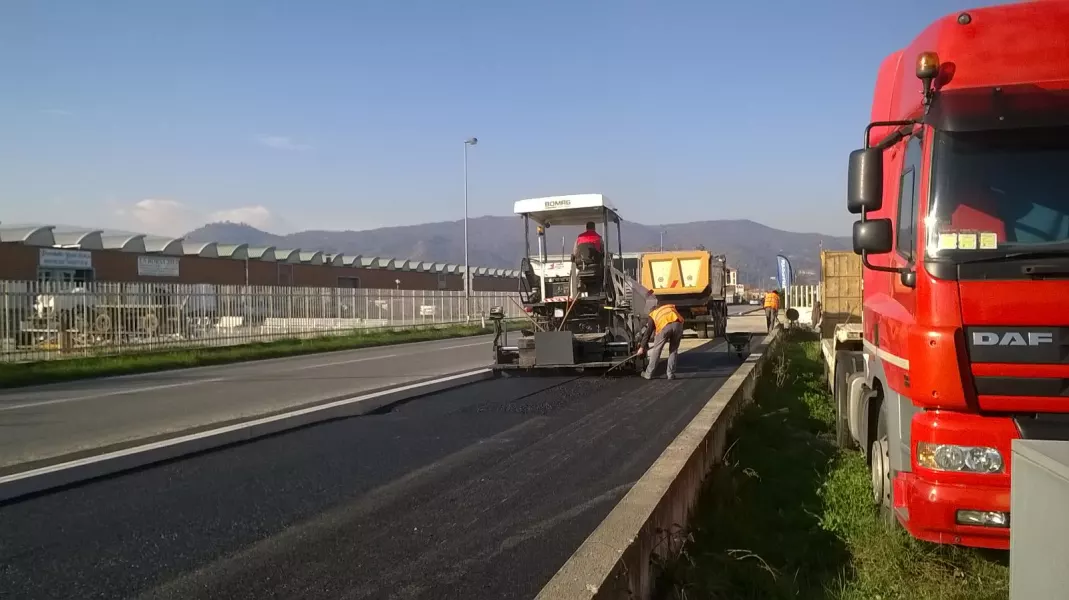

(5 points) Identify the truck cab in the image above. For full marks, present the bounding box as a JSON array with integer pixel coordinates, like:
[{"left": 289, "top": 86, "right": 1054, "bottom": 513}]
[{"left": 839, "top": 2, "right": 1069, "bottom": 549}]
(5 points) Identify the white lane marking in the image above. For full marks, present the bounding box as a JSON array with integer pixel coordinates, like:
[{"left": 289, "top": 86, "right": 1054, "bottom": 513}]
[
  {"left": 289, "top": 353, "right": 401, "bottom": 371},
  {"left": 0, "top": 334, "right": 496, "bottom": 392},
  {"left": 0, "top": 369, "right": 492, "bottom": 486},
  {"left": 0, "top": 378, "right": 227, "bottom": 412},
  {"left": 286, "top": 340, "right": 485, "bottom": 371},
  {"left": 428, "top": 341, "right": 487, "bottom": 351}
]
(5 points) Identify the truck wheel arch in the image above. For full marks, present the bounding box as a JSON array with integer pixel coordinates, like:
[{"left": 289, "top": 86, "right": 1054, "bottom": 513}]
[{"left": 863, "top": 379, "right": 884, "bottom": 465}]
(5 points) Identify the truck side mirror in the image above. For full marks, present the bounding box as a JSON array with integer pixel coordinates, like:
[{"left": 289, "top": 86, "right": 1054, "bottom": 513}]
[
  {"left": 847, "top": 148, "right": 883, "bottom": 214},
  {"left": 853, "top": 219, "right": 893, "bottom": 255}
]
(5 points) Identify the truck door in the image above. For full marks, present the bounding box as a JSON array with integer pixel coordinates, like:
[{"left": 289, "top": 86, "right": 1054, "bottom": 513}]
[{"left": 892, "top": 133, "right": 921, "bottom": 316}]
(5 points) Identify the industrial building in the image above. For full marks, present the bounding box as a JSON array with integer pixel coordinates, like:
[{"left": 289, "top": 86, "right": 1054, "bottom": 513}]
[{"left": 0, "top": 224, "right": 520, "bottom": 292}]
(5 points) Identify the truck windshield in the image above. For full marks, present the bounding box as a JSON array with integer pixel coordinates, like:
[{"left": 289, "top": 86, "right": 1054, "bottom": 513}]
[{"left": 926, "top": 125, "right": 1069, "bottom": 257}]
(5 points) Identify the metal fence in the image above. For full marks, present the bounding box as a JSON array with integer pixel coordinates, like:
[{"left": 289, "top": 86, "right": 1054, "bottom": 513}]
[
  {"left": 785, "top": 284, "right": 819, "bottom": 326},
  {"left": 786, "top": 284, "right": 818, "bottom": 309},
  {"left": 0, "top": 280, "right": 524, "bottom": 362}
]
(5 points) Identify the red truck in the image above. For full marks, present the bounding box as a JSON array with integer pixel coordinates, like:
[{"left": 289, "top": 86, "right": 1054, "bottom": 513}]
[{"left": 831, "top": 1, "right": 1069, "bottom": 549}]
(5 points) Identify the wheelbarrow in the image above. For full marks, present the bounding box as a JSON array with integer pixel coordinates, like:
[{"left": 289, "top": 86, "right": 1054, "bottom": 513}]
[{"left": 724, "top": 331, "right": 752, "bottom": 360}]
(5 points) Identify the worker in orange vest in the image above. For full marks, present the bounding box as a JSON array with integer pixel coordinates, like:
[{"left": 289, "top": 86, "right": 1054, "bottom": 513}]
[
  {"left": 763, "top": 289, "right": 781, "bottom": 332},
  {"left": 636, "top": 301, "right": 686, "bottom": 380}
]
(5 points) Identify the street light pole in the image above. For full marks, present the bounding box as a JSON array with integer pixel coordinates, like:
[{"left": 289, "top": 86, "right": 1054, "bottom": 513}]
[{"left": 463, "top": 137, "right": 477, "bottom": 318}]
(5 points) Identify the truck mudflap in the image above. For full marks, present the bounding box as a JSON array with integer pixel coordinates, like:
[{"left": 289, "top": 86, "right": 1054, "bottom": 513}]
[{"left": 893, "top": 472, "right": 1011, "bottom": 549}]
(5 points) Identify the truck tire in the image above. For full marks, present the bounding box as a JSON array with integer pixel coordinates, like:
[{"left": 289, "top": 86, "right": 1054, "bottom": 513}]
[
  {"left": 833, "top": 351, "right": 862, "bottom": 450},
  {"left": 871, "top": 406, "right": 896, "bottom": 526}
]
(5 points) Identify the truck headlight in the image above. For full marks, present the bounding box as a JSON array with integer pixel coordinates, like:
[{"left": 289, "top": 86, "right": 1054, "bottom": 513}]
[{"left": 916, "top": 442, "right": 1004, "bottom": 474}]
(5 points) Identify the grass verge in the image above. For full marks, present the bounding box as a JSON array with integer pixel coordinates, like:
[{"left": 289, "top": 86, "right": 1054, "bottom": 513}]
[
  {"left": 658, "top": 329, "right": 1009, "bottom": 600},
  {"left": 0, "top": 323, "right": 498, "bottom": 389}
]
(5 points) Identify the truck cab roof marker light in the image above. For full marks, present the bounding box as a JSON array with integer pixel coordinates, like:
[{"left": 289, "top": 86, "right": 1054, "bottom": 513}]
[{"left": 916, "top": 51, "right": 940, "bottom": 109}]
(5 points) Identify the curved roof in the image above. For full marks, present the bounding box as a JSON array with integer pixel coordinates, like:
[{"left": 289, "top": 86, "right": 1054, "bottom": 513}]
[
  {"left": 274, "top": 248, "right": 301, "bottom": 263},
  {"left": 216, "top": 243, "right": 249, "bottom": 260},
  {"left": 184, "top": 241, "right": 219, "bottom": 258},
  {"left": 246, "top": 246, "right": 276, "bottom": 261},
  {"left": 52, "top": 229, "right": 103, "bottom": 250},
  {"left": 299, "top": 250, "right": 324, "bottom": 265},
  {"left": 104, "top": 233, "right": 149, "bottom": 253},
  {"left": 0, "top": 222, "right": 522, "bottom": 281},
  {"left": 0, "top": 225, "right": 55, "bottom": 247}
]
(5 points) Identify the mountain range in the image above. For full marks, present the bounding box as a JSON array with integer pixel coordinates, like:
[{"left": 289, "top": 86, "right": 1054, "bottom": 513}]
[{"left": 184, "top": 218, "right": 851, "bottom": 286}]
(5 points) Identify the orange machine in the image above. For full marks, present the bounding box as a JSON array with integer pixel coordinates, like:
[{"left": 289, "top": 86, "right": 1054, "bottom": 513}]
[{"left": 639, "top": 250, "right": 728, "bottom": 339}]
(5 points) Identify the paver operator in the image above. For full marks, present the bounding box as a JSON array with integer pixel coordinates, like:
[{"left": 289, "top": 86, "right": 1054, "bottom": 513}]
[
  {"left": 574, "top": 221, "right": 603, "bottom": 254},
  {"left": 636, "top": 300, "right": 685, "bottom": 380},
  {"left": 763, "top": 289, "right": 780, "bottom": 332}
]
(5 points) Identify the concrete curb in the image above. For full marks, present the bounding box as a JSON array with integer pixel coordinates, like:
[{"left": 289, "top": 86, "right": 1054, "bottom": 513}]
[
  {"left": 535, "top": 328, "right": 785, "bottom": 600},
  {"left": 0, "top": 368, "right": 493, "bottom": 504}
]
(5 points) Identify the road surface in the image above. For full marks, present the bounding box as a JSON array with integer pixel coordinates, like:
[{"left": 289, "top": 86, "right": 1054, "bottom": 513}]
[
  {"left": 728, "top": 304, "right": 760, "bottom": 316},
  {"left": 2, "top": 308, "right": 761, "bottom": 474},
  {"left": 0, "top": 335, "right": 496, "bottom": 472},
  {"left": 0, "top": 336, "right": 746, "bottom": 600}
]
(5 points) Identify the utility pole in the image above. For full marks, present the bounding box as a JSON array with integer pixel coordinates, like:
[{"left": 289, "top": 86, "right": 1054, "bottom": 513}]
[{"left": 463, "top": 137, "right": 478, "bottom": 318}]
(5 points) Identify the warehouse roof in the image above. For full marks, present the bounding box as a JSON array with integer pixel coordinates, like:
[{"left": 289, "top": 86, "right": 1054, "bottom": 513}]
[{"left": 0, "top": 223, "right": 520, "bottom": 277}]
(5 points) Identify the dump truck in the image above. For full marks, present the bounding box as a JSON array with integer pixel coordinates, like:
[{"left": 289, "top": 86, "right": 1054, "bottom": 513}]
[
  {"left": 638, "top": 250, "right": 728, "bottom": 339},
  {"left": 834, "top": 1, "right": 1069, "bottom": 550}
]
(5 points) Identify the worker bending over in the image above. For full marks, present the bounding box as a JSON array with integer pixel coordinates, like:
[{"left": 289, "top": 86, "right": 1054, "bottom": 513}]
[
  {"left": 763, "top": 289, "right": 780, "bottom": 332},
  {"left": 636, "top": 301, "right": 685, "bottom": 380}
]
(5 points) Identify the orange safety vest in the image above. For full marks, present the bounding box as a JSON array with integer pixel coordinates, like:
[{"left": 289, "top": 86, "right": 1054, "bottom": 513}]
[
  {"left": 763, "top": 291, "right": 780, "bottom": 309},
  {"left": 650, "top": 304, "right": 684, "bottom": 333}
]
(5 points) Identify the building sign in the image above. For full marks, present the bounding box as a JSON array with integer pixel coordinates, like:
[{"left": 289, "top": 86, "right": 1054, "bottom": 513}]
[
  {"left": 138, "top": 255, "right": 180, "bottom": 277},
  {"left": 39, "top": 248, "right": 93, "bottom": 269}
]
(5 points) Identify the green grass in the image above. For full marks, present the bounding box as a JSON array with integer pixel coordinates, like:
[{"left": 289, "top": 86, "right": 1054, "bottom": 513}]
[
  {"left": 658, "top": 329, "right": 1009, "bottom": 600},
  {"left": 0, "top": 323, "right": 501, "bottom": 389}
]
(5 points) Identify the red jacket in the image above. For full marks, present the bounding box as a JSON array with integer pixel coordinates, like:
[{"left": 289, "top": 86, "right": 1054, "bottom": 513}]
[{"left": 575, "top": 230, "right": 603, "bottom": 253}]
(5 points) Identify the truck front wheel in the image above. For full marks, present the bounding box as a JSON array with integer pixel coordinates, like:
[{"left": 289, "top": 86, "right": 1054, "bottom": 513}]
[{"left": 870, "top": 407, "right": 896, "bottom": 525}]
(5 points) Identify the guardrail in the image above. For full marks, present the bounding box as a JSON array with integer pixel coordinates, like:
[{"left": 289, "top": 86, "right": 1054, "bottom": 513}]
[{"left": 0, "top": 279, "right": 523, "bottom": 362}]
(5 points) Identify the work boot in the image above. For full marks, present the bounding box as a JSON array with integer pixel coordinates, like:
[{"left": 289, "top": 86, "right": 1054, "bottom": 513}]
[
  {"left": 640, "top": 371, "right": 652, "bottom": 380},
  {"left": 667, "top": 373, "right": 675, "bottom": 380}
]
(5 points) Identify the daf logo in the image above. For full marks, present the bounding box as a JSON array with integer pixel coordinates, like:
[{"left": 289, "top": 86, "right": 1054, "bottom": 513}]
[{"left": 972, "top": 331, "right": 1054, "bottom": 346}]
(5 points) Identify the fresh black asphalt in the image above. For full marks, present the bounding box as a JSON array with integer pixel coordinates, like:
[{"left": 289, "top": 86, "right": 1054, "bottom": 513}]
[{"left": 0, "top": 343, "right": 740, "bottom": 600}]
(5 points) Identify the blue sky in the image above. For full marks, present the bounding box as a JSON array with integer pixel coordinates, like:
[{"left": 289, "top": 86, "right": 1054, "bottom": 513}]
[{"left": 0, "top": 0, "right": 1004, "bottom": 237}]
